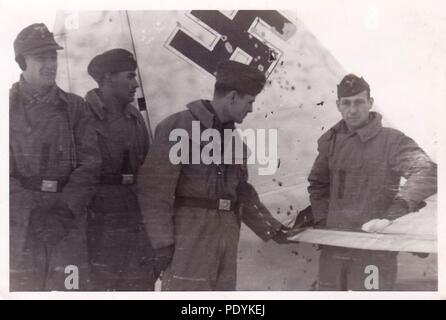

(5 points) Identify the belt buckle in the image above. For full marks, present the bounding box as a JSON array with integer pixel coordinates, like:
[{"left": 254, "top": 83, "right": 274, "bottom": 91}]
[
  {"left": 121, "top": 174, "right": 134, "bottom": 185},
  {"left": 41, "top": 180, "right": 58, "bottom": 192},
  {"left": 218, "top": 199, "right": 232, "bottom": 211}
]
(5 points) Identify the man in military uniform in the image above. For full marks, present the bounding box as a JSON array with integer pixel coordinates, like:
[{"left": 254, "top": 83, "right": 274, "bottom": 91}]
[
  {"left": 85, "top": 49, "right": 155, "bottom": 291},
  {"left": 10, "top": 23, "right": 101, "bottom": 290},
  {"left": 307, "top": 74, "right": 437, "bottom": 290},
  {"left": 138, "top": 60, "right": 290, "bottom": 291}
]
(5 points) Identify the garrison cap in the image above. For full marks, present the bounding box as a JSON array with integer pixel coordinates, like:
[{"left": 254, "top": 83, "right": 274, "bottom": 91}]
[
  {"left": 215, "top": 60, "right": 266, "bottom": 96},
  {"left": 337, "top": 74, "right": 370, "bottom": 98},
  {"left": 14, "top": 23, "right": 63, "bottom": 62},
  {"left": 87, "top": 48, "right": 137, "bottom": 83}
]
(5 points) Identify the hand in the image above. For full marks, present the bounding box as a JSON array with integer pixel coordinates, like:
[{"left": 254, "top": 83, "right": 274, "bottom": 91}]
[
  {"left": 385, "top": 199, "right": 409, "bottom": 220},
  {"left": 411, "top": 252, "right": 430, "bottom": 259},
  {"left": 154, "top": 245, "right": 175, "bottom": 279},
  {"left": 293, "top": 205, "right": 314, "bottom": 228},
  {"left": 272, "top": 226, "right": 295, "bottom": 244},
  {"left": 361, "top": 218, "right": 392, "bottom": 233},
  {"left": 289, "top": 205, "right": 326, "bottom": 229},
  {"left": 282, "top": 206, "right": 317, "bottom": 237},
  {"left": 413, "top": 201, "right": 427, "bottom": 212}
]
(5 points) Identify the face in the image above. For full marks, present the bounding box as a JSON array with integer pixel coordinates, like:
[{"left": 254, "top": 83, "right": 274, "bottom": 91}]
[
  {"left": 226, "top": 92, "right": 255, "bottom": 124},
  {"left": 22, "top": 50, "right": 58, "bottom": 88},
  {"left": 337, "top": 90, "right": 373, "bottom": 130},
  {"left": 108, "top": 70, "right": 139, "bottom": 104}
]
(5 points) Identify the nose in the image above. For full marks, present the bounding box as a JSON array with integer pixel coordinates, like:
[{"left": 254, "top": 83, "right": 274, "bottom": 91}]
[
  {"left": 348, "top": 106, "right": 359, "bottom": 115},
  {"left": 132, "top": 79, "right": 140, "bottom": 89}
]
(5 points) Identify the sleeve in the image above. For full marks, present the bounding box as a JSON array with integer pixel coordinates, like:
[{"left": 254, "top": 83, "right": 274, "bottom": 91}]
[
  {"left": 238, "top": 164, "right": 283, "bottom": 242},
  {"left": 10, "top": 146, "right": 34, "bottom": 228},
  {"left": 61, "top": 98, "right": 101, "bottom": 216},
  {"left": 9, "top": 84, "right": 34, "bottom": 227},
  {"left": 388, "top": 133, "right": 437, "bottom": 211},
  {"left": 9, "top": 85, "right": 29, "bottom": 201},
  {"left": 138, "top": 120, "right": 182, "bottom": 249},
  {"left": 307, "top": 138, "right": 330, "bottom": 224},
  {"left": 10, "top": 145, "right": 23, "bottom": 193}
]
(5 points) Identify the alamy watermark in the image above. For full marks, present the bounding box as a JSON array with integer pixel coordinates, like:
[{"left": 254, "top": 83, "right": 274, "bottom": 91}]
[
  {"left": 169, "top": 121, "right": 278, "bottom": 175},
  {"left": 64, "top": 265, "right": 79, "bottom": 290},
  {"left": 364, "top": 265, "right": 379, "bottom": 290}
]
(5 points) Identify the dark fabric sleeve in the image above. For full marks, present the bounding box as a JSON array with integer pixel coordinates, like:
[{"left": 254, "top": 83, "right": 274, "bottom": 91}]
[
  {"left": 138, "top": 119, "right": 182, "bottom": 249},
  {"left": 307, "top": 138, "right": 331, "bottom": 224},
  {"left": 388, "top": 133, "right": 437, "bottom": 211},
  {"left": 61, "top": 97, "right": 101, "bottom": 216},
  {"left": 238, "top": 164, "right": 283, "bottom": 242}
]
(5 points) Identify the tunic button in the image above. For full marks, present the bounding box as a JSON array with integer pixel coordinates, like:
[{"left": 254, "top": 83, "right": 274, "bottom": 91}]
[{"left": 26, "top": 127, "right": 32, "bottom": 134}]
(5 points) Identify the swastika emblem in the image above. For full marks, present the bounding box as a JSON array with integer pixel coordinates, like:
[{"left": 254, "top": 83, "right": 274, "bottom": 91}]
[{"left": 165, "top": 10, "right": 296, "bottom": 78}]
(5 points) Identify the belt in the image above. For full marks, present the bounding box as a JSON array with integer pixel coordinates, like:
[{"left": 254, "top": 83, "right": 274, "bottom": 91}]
[
  {"left": 18, "top": 176, "right": 68, "bottom": 193},
  {"left": 174, "top": 196, "right": 238, "bottom": 211},
  {"left": 100, "top": 174, "right": 136, "bottom": 185}
]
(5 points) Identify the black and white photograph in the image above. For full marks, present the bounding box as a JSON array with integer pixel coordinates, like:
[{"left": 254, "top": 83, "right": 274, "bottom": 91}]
[{"left": 1, "top": 0, "right": 444, "bottom": 300}]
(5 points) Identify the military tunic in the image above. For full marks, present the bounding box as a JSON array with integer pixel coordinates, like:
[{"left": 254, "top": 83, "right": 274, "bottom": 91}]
[
  {"left": 85, "top": 89, "right": 154, "bottom": 291},
  {"left": 308, "top": 112, "right": 437, "bottom": 290},
  {"left": 138, "top": 100, "right": 282, "bottom": 291},
  {"left": 10, "top": 78, "right": 101, "bottom": 290}
]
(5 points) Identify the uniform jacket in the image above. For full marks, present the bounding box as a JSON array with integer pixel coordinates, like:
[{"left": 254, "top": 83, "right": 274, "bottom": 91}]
[
  {"left": 308, "top": 112, "right": 437, "bottom": 230},
  {"left": 85, "top": 89, "right": 149, "bottom": 223},
  {"left": 10, "top": 79, "right": 101, "bottom": 260},
  {"left": 138, "top": 100, "right": 282, "bottom": 249},
  {"left": 10, "top": 80, "right": 101, "bottom": 220}
]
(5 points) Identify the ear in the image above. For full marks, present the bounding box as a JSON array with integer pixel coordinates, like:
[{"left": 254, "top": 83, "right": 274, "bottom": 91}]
[
  {"left": 336, "top": 99, "right": 341, "bottom": 112},
  {"left": 368, "top": 97, "right": 374, "bottom": 108},
  {"left": 228, "top": 90, "right": 237, "bottom": 104},
  {"left": 102, "top": 72, "right": 113, "bottom": 86},
  {"left": 17, "top": 56, "right": 27, "bottom": 71}
]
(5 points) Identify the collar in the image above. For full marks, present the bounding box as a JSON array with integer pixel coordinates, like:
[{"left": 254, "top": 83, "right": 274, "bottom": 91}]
[
  {"left": 186, "top": 100, "right": 235, "bottom": 130},
  {"left": 186, "top": 100, "right": 218, "bottom": 129},
  {"left": 12, "top": 77, "right": 71, "bottom": 109},
  {"left": 85, "top": 88, "right": 139, "bottom": 121},
  {"left": 332, "top": 112, "right": 383, "bottom": 143},
  {"left": 18, "top": 75, "right": 60, "bottom": 106},
  {"left": 186, "top": 100, "right": 247, "bottom": 161}
]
